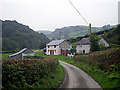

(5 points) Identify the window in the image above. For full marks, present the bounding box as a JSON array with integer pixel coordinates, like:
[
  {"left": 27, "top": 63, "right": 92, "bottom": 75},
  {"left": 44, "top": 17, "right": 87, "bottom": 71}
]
[
  {"left": 48, "top": 46, "right": 50, "bottom": 48},
  {"left": 54, "top": 45, "right": 56, "bottom": 48}
]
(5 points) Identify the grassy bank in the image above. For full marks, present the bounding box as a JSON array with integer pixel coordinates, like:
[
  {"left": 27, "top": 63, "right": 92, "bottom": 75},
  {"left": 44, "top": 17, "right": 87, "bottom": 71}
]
[
  {"left": 2, "top": 58, "right": 65, "bottom": 89},
  {"left": 1, "top": 53, "right": 13, "bottom": 59},
  {"left": 35, "top": 50, "right": 120, "bottom": 88},
  {"left": 61, "top": 59, "right": 120, "bottom": 88}
]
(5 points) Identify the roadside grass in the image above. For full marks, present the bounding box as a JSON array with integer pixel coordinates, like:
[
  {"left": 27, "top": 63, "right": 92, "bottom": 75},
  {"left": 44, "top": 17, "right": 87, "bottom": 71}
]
[
  {"left": 35, "top": 51, "right": 72, "bottom": 61},
  {"left": 35, "top": 51, "right": 120, "bottom": 88},
  {"left": 64, "top": 60, "right": 119, "bottom": 88},
  {"left": 1, "top": 53, "right": 13, "bottom": 59},
  {"left": 60, "top": 58, "right": 119, "bottom": 88},
  {"left": 33, "top": 64, "right": 65, "bottom": 88}
]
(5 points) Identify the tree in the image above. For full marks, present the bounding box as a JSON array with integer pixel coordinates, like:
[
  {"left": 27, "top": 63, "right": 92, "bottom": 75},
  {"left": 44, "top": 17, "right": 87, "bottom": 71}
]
[
  {"left": 2, "top": 20, "right": 50, "bottom": 51},
  {"left": 90, "top": 34, "right": 100, "bottom": 52},
  {"left": 39, "top": 41, "right": 47, "bottom": 49}
]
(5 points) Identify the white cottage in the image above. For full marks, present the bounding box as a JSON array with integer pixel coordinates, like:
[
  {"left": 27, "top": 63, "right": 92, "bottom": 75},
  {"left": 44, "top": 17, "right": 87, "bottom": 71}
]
[
  {"left": 76, "top": 38, "right": 90, "bottom": 53},
  {"left": 46, "top": 40, "right": 72, "bottom": 55},
  {"left": 98, "top": 37, "right": 109, "bottom": 47},
  {"left": 76, "top": 37, "right": 109, "bottom": 54}
]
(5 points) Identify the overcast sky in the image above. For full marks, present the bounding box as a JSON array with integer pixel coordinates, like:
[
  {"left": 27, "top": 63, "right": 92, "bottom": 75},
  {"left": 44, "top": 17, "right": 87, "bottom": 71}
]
[{"left": 0, "top": 0, "right": 119, "bottom": 31}]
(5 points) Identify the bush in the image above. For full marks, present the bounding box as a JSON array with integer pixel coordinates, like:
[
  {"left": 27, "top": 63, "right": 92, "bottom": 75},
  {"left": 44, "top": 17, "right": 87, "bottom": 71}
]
[
  {"left": 2, "top": 58, "right": 58, "bottom": 89},
  {"left": 24, "top": 55, "right": 43, "bottom": 59},
  {"left": 74, "top": 48, "right": 120, "bottom": 72}
]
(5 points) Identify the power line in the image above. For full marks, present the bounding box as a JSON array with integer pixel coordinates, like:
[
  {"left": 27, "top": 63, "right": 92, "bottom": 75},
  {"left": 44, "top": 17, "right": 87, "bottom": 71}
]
[{"left": 68, "top": 0, "right": 88, "bottom": 25}]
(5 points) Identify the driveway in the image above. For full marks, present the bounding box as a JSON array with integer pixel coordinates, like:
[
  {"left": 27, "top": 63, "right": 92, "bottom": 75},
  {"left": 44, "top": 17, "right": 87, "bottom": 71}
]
[{"left": 59, "top": 60, "right": 102, "bottom": 89}]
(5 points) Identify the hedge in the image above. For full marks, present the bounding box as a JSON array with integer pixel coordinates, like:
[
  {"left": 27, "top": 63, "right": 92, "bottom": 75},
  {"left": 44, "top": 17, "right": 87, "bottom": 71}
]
[
  {"left": 74, "top": 48, "right": 120, "bottom": 72},
  {"left": 2, "top": 58, "right": 59, "bottom": 89}
]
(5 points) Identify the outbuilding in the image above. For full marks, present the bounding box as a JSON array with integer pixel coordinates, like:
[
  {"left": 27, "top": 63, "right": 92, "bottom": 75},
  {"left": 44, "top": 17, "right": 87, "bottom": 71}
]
[{"left": 8, "top": 48, "right": 34, "bottom": 59}]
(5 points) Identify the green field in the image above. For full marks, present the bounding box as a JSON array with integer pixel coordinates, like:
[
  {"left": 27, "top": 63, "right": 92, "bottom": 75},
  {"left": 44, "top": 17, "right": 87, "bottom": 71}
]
[{"left": 1, "top": 53, "right": 13, "bottom": 59}]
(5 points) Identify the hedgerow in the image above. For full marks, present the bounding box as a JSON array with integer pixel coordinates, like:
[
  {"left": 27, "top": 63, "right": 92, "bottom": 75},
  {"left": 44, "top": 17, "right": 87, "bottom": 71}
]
[
  {"left": 74, "top": 48, "right": 120, "bottom": 88},
  {"left": 2, "top": 58, "right": 59, "bottom": 89},
  {"left": 74, "top": 48, "right": 120, "bottom": 72}
]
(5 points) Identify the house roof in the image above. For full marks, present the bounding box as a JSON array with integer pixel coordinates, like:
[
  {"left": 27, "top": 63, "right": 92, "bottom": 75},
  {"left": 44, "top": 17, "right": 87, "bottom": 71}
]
[
  {"left": 9, "top": 48, "right": 34, "bottom": 57},
  {"left": 46, "top": 40, "right": 65, "bottom": 46},
  {"left": 76, "top": 38, "right": 90, "bottom": 45}
]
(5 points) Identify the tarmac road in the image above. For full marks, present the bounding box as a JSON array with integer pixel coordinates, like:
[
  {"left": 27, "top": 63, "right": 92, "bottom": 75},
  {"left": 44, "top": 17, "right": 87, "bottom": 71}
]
[{"left": 59, "top": 60, "right": 102, "bottom": 89}]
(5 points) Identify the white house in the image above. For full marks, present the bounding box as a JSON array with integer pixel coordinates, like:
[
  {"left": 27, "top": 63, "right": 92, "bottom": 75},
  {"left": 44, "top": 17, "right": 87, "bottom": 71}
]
[
  {"left": 76, "top": 37, "right": 109, "bottom": 54},
  {"left": 76, "top": 38, "right": 90, "bottom": 53},
  {"left": 98, "top": 37, "right": 109, "bottom": 47},
  {"left": 46, "top": 40, "right": 72, "bottom": 55}
]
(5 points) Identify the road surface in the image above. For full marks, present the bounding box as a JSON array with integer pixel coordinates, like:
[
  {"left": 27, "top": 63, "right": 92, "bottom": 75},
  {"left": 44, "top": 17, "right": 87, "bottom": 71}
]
[{"left": 59, "top": 60, "right": 102, "bottom": 89}]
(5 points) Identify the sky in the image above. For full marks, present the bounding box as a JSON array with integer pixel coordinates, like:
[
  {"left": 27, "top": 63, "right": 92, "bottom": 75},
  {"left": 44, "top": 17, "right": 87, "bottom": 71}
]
[{"left": 0, "top": 0, "right": 119, "bottom": 31}]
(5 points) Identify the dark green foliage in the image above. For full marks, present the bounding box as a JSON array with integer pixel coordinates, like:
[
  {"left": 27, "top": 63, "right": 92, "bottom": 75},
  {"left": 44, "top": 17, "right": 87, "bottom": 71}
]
[
  {"left": 2, "top": 58, "right": 59, "bottom": 89},
  {"left": 24, "top": 55, "right": 43, "bottom": 59},
  {"left": 39, "top": 41, "right": 47, "bottom": 49},
  {"left": 67, "top": 34, "right": 89, "bottom": 44},
  {"left": 2, "top": 20, "right": 50, "bottom": 51},
  {"left": 74, "top": 48, "right": 120, "bottom": 72},
  {"left": 103, "top": 25, "right": 120, "bottom": 45},
  {"left": 90, "top": 34, "right": 100, "bottom": 52},
  {"left": 94, "top": 25, "right": 120, "bottom": 46},
  {"left": 74, "top": 48, "right": 120, "bottom": 88}
]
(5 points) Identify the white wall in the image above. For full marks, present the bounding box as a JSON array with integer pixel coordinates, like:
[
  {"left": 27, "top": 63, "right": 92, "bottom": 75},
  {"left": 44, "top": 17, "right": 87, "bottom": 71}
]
[
  {"left": 46, "top": 45, "right": 61, "bottom": 55},
  {"left": 22, "top": 53, "right": 34, "bottom": 56},
  {"left": 76, "top": 44, "right": 90, "bottom": 53},
  {"left": 99, "top": 38, "right": 109, "bottom": 47}
]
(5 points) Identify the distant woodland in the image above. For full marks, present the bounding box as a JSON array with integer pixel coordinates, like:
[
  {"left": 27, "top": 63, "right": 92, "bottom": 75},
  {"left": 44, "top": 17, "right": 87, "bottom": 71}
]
[{"left": 2, "top": 20, "right": 50, "bottom": 51}]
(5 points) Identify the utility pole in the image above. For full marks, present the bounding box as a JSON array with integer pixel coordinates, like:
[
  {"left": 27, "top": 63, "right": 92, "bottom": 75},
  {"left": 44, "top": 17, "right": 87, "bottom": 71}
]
[
  {"left": 89, "top": 23, "right": 91, "bottom": 35},
  {"left": 68, "top": 0, "right": 91, "bottom": 35}
]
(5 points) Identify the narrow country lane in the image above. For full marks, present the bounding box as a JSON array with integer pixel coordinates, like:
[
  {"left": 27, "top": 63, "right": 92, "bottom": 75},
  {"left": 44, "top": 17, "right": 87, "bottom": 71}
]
[{"left": 59, "top": 60, "right": 103, "bottom": 89}]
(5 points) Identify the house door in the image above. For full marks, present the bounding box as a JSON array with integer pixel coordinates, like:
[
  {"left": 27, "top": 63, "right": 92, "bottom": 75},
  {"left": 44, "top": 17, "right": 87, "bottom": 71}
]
[
  {"left": 83, "top": 50, "right": 85, "bottom": 53},
  {"left": 50, "top": 50, "right": 54, "bottom": 55}
]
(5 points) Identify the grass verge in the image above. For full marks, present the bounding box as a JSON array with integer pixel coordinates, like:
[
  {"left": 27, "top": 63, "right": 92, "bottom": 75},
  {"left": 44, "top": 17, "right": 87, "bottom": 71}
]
[
  {"left": 61, "top": 59, "right": 120, "bottom": 88},
  {"left": 1, "top": 53, "right": 13, "bottom": 59},
  {"left": 35, "top": 51, "right": 120, "bottom": 88},
  {"left": 34, "top": 64, "right": 65, "bottom": 88}
]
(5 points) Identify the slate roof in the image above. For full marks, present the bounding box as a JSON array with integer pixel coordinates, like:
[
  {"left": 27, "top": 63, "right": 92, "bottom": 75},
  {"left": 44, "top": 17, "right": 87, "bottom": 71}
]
[
  {"left": 9, "top": 48, "right": 34, "bottom": 57},
  {"left": 46, "top": 40, "right": 65, "bottom": 46},
  {"left": 76, "top": 38, "right": 90, "bottom": 45}
]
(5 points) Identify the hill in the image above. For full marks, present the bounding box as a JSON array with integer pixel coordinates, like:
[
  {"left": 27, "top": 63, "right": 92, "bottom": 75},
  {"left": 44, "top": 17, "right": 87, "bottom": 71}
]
[
  {"left": 95, "top": 25, "right": 120, "bottom": 46},
  {"left": 2, "top": 20, "right": 50, "bottom": 51},
  {"left": 37, "top": 30, "right": 52, "bottom": 35},
  {"left": 47, "top": 25, "right": 102, "bottom": 40},
  {"left": 67, "top": 25, "right": 120, "bottom": 47}
]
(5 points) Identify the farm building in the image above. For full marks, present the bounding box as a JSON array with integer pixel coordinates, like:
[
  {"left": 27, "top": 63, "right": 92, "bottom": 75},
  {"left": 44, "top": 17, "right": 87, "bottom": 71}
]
[
  {"left": 8, "top": 48, "right": 34, "bottom": 59},
  {"left": 76, "top": 37, "right": 109, "bottom": 53},
  {"left": 46, "top": 40, "right": 72, "bottom": 55},
  {"left": 76, "top": 38, "right": 90, "bottom": 53}
]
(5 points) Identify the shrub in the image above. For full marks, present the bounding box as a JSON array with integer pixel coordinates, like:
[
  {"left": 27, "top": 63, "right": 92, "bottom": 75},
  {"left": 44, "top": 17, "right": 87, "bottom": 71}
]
[
  {"left": 2, "top": 58, "right": 58, "bottom": 89},
  {"left": 24, "top": 55, "right": 43, "bottom": 59},
  {"left": 74, "top": 48, "right": 120, "bottom": 72}
]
